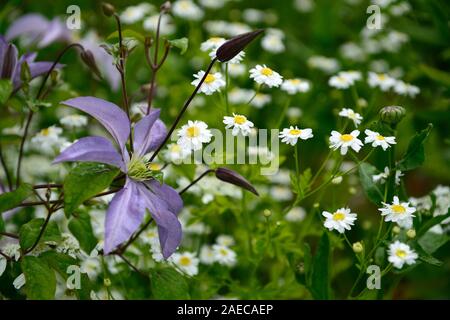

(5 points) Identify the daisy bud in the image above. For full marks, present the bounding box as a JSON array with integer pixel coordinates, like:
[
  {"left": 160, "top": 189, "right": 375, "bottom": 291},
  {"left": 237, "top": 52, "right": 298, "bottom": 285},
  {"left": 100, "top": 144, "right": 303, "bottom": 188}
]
[
  {"left": 379, "top": 106, "right": 406, "bottom": 125},
  {"left": 406, "top": 229, "right": 416, "bottom": 239},
  {"left": 80, "top": 49, "right": 102, "bottom": 79},
  {"left": 353, "top": 242, "right": 363, "bottom": 253},
  {"left": 160, "top": 1, "right": 171, "bottom": 13},
  {"left": 215, "top": 29, "right": 264, "bottom": 63},
  {"left": 313, "top": 203, "right": 319, "bottom": 208},
  {"left": 215, "top": 167, "right": 259, "bottom": 196},
  {"left": 393, "top": 226, "right": 401, "bottom": 234},
  {"left": 263, "top": 209, "right": 272, "bottom": 218},
  {"left": 104, "top": 278, "right": 111, "bottom": 287},
  {"left": 331, "top": 176, "right": 343, "bottom": 184},
  {"left": 101, "top": 2, "right": 116, "bottom": 17}
]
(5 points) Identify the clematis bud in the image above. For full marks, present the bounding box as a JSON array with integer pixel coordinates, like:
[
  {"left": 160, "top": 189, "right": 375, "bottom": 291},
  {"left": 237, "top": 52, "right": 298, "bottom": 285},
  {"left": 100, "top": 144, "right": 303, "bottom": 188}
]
[
  {"left": 1, "top": 44, "right": 17, "bottom": 79},
  {"left": 215, "top": 167, "right": 258, "bottom": 196},
  {"left": 101, "top": 2, "right": 116, "bottom": 17},
  {"left": 216, "top": 29, "right": 264, "bottom": 63},
  {"left": 80, "top": 49, "right": 102, "bottom": 78},
  {"left": 379, "top": 106, "right": 406, "bottom": 125}
]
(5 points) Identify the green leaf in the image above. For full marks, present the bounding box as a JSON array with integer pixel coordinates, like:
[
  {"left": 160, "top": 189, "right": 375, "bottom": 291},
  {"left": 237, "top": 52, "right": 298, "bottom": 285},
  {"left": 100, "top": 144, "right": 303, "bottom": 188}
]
[
  {"left": 417, "top": 209, "right": 450, "bottom": 238},
  {"left": 420, "top": 64, "right": 450, "bottom": 86},
  {"left": 63, "top": 162, "right": 119, "bottom": 216},
  {"left": 398, "top": 124, "right": 433, "bottom": 171},
  {"left": 19, "top": 218, "right": 61, "bottom": 250},
  {"left": 310, "top": 232, "right": 330, "bottom": 300},
  {"left": 21, "top": 256, "right": 56, "bottom": 300},
  {"left": 68, "top": 212, "right": 97, "bottom": 254},
  {"left": 150, "top": 268, "right": 190, "bottom": 299},
  {"left": 0, "top": 79, "right": 13, "bottom": 105},
  {"left": 0, "top": 214, "right": 4, "bottom": 233},
  {"left": 168, "top": 37, "right": 188, "bottom": 54},
  {"left": 358, "top": 162, "right": 383, "bottom": 205},
  {"left": 0, "top": 184, "right": 33, "bottom": 213},
  {"left": 107, "top": 29, "right": 145, "bottom": 43},
  {"left": 418, "top": 232, "right": 450, "bottom": 255},
  {"left": 415, "top": 245, "right": 443, "bottom": 267}
]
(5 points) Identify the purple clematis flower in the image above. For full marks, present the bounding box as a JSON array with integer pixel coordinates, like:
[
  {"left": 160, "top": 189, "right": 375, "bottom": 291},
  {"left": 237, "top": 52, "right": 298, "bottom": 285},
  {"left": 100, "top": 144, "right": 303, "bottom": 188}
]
[
  {"left": 0, "top": 36, "right": 61, "bottom": 91},
  {"left": 53, "top": 96, "right": 182, "bottom": 258}
]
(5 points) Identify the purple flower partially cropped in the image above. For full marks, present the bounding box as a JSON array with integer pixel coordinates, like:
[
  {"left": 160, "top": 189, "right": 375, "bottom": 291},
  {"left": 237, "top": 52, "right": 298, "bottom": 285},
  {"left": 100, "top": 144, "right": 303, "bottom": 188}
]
[
  {"left": 53, "top": 97, "right": 182, "bottom": 258},
  {"left": 0, "top": 36, "right": 61, "bottom": 91}
]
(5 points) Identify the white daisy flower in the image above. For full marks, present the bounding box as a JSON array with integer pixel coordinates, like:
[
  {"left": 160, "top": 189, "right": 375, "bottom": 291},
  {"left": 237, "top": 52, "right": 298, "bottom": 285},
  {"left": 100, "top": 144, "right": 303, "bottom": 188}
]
[
  {"left": 279, "top": 126, "right": 313, "bottom": 146},
  {"left": 250, "top": 93, "right": 271, "bottom": 108},
  {"left": 143, "top": 14, "right": 175, "bottom": 35},
  {"left": 13, "top": 273, "right": 26, "bottom": 290},
  {"left": 307, "top": 56, "right": 340, "bottom": 74},
  {"left": 322, "top": 207, "right": 358, "bottom": 233},
  {"left": 228, "top": 63, "right": 246, "bottom": 77},
  {"left": 269, "top": 186, "right": 293, "bottom": 201},
  {"left": 120, "top": 3, "right": 153, "bottom": 24},
  {"left": 223, "top": 113, "right": 254, "bottom": 136},
  {"left": 60, "top": 114, "right": 88, "bottom": 129},
  {"left": 172, "top": 0, "right": 204, "bottom": 21},
  {"left": 329, "top": 130, "right": 363, "bottom": 155},
  {"left": 177, "top": 120, "right": 212, "bottom": 151},
  {"left": 191, "top": 71, "right": 225, "bottom": 95},
  {"left": 200, "top": 37, "right": 226, "bottom": 52},
  {"left": 394, "top": 80, "right": 420, "bottom": 98},
  {"left": 199, "top": 0, "right": 227, "bottom": 9},
  {"left": 140, "top": 227, "right": 160, "bottom": 246},
  {"left": 30, "top": 126, "right": 66, "bottom": 154},
  {"left": 170, "top": 252, "right": 199, "bottom": 276},
  {"left": 216, "top": 235, "right": 235, "bottom": 247},
  {"left": 338, "top": 108, "right": 363, "bottom": 127},
  {"left": 339, "top": 70, "right": 363, "bottom": 82},
  {"left": 199, "top": 245, "right": 215, "bottom": 265},
  {"left": 261, "top": 33, "right": 285, "bottom": 54},
  {"left": 379, "top": 196, "right": 416, "bottom": 224},
  {"left": 364, "top": 129, "right": 396, "bottom": 151},
  {"left": 229, "top": 88, "right": 255, "bottom": 105},
  {"left": 368, "top": 72, "right": 397, "bottom": 91},
  {"left": 388, "top": 241, "right": 418, "bottom": 269},
  {"left": 249, "top": 64, "right": 283, "bottom": 88},
  {"left": 285, "top": 207, "right": 306, "bottom": 222},
  {"left": 165, "top": 143, "right": 191, "bottom": 163},
  {"left": 329, "top": 74, "right": 353, "bottom": 89},
  {"left": 212, "top": 244, "right": 237, "bottom": 267},
  {"left": 373, "top": 166, "right": 390, "bottom": 184},
  {"left": 281, "top": 78, "right": 311, "bottom": 95}
]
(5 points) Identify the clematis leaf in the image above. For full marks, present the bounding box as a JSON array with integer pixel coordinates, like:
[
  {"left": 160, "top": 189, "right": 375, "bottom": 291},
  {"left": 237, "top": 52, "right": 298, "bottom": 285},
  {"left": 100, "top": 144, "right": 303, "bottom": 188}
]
[
  {"left": 21, "top": 256, "right": 56, "bottom": 300},
  {"left": 0, "top": 183, "right": 33, "bottom": 213},
  {"left": 19, "top": 218, "right": 61, "bottom": 250},
  {"left": 150, "top": 267, "right": 190, "bottom": 299},
  {"left": 0, "top": 79, "right": 12, "bottom": 104},
  {"left": 168, "top": 37, "right": 188, "bottom": 55},
  {"left": 68, "top": 212, "right": 98, "bottom": 253}
]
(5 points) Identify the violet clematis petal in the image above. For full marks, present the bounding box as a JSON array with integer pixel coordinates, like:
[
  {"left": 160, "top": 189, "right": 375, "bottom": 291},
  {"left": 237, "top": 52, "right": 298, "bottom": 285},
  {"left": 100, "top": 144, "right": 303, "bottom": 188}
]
[
  {"left": 145, "top": 180, "right": 183, "bottom": 215},
  {"left": 0, "top": 37, "right": 8, "bottom": 72},
  {"left": 38, "top": 18, "right": 71, "bottom": 48},
  {"left": 61, "top": 97, "right": 131, "bottom": 152},
  {"left": 148, "top": 119, "right": 167, "bottom": 151},
  {"left": 53, "top": 136, "right": 126, "bottom": 171},
  {"left": 133, "top": 109, "right": 161, "bottom": 156},
  {"left": 5, "top": 14, "right": 49, "bottom": 42},
  {"left": 104, "top": 179, "right": 146, "bottom": 254}
]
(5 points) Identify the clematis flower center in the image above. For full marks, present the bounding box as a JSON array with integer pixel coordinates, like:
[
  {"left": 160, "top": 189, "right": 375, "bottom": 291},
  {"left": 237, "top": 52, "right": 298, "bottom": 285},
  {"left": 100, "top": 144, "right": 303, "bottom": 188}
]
[
  {"left": 261, "top": 67, "right": 273, "bottom": 76},
  {"left": 289, "top": 129, "right": 302, "bottom": 136},
  {"left": 391, "top": 204, "right": 406, "bottom": 214},
  {"left": 186, "top": 126, "right": 200, "bottom": 138},
  {"left": 234, "top": 115, "right": 247, "bottom": 125},
  {"left": 204, "top": 74, "right": 216, "bottom": 84},
  {"left": 341, "top": 134, "right": 353, "bottom": 142},
  {"left": 333, "top": 212, "right": 346, "bottom": 221},
  {"left": 127, "top": 156, "right": 159, "bottom": 181},
  {"left": 396, "top": 249, "right": 407, "bottom": 258}
]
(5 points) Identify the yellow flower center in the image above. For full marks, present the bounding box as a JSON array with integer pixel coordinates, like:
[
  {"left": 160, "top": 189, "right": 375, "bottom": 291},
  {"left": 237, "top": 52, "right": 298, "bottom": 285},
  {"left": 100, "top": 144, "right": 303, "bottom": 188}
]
[
  {"left": 341, "top": 134, "right": 353, "bottom": 142},
  {"left": 186, "top": 126, "right": 200, "bottom": 138},
  {"left": 233, "top": 115, "right": 247, "bottom": 125},
  {"left": 41, "top": 128, "right": 50, "bottom": 136},
  {"left": 210, "top": 37, "right": 223, "bottom": 43},
  {"left": 219, "top": 249, "right": 228, "bottom": 256},
  {"left": 261, "top": 67, "right": 273, "bottom": 76},
  {"left": 147, "top": 163, "right": 162, "bottom": 171},
  {"left": 204, "top": 74, "right": 215, "bottom": 84},
  {"left": 333, "top": 212, "right": 346, "bottom": 221},
  {"left": 396, "top": 249, "right": 407, "bottom": 258},
  {"left": 377, "top": 74, "right": 387, "bottom": 81},
  {"left": 376, "top": 135, "right": 385, "bottom": 140},
  {"left": 291, "top": 79, "right": 301, "bottom": 84},
  {"left": 391, "top": 204, "right": 406, "bottom": 214},
  {"left": 179, "top": 256, "right": 192, "bottom": 266},
  {"left": 170, "top": 144, "right": 182, "bottom": 152},
  {"left": 289, "top": 129, "right": 302, "bottom": 136}
]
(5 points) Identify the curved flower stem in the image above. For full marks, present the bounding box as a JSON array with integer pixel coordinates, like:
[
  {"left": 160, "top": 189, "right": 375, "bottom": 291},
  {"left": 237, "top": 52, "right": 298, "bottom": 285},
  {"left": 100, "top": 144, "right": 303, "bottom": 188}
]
[
  {"left": 179, "top": 169, "right": 215, "bottom": 195},
  {"left": 294, "top": 143, "right": 303, "bottom": 198},
  {"left": 116, "top": 253, "right": 148, "bottom": 278},
  {"left": 0, "top": 231, "right": 19, "bottom": 239},
  {"left": 224, "top": 63, "right": 230, "bottom": 114},
  {"left": 246, "top": 84, "right": 262, "bottom": 106},
  {"left": 0, "top": 144, "right": 13, "bottom": 190},
  {"left": 0, "top": 250, "right": 12, "bottom": 261},
  {"left": 149, "top": 58, "right": 218, "bottom": 162}
]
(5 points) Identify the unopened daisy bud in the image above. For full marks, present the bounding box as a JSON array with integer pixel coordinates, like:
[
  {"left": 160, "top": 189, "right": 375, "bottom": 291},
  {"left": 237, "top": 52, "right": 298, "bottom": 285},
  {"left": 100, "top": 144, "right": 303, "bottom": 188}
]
[
  {"left": 101, "top": 2, "right": 116, "bottom": 16},
  {"left": 331, "top": 176, "right": 343, "bottom": 184},
  {"left": 313, "top": 203, "right": 319, "bottom": 208},
  {"left": 216, "top": 29, "right": 264, "bottom": 63},
  {"left": 263, "top": 209, "right": 272, "bottom": 218},
  {"left": 353, "top": 242, "right": 363, "bottom": 253},
  {"left": 80, "top": 49, "right": 102, "bottom": 78},
  {"left": 393, "top": 226, "right": 401, "bottom": 234},
  {"left": 215, "top": 167, "right": 259, "bottom": 196},
  {"left": 406, "top": 229, "right": 416, "bottom": 239},
  {"left": 379, "top": 106, "right": 406, "bottom": 125},
  {"left": 160, "top": 1, "right": 171, "bottom": 13},
  {"left": 104, "top": 278, "right": 111, "bottom": 287},
  {"left": 358, "top": 98, "right": 368, "bottom": 108}
]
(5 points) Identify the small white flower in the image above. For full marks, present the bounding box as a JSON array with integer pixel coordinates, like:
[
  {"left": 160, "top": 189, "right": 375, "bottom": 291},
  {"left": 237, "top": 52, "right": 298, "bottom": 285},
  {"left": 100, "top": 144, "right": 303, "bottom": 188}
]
[
  {"left": 229, "top": 88, "right": 255, "bottom": 105},
  {"left": 199, "top": 245, "right": 215, "bottom": 265},
  {"left": 329, "top": 74, "right": 353, "bottom": 89},
  {"left": 0, "top": 257, "right": 6, "bottom": 277},
  {"left": 339, "top": 70, "right": 363, "bottom": 82},
  {"left": 281, "top": 78, "right": 310, "bottom": 95},
  {"left": 373, "top": 166, "right": 390, "bottom": 184},
  {"left": 172, "top": 0, "right": 204, "bottom": 20},
  {"left": 394, "top": 80, "right": 420, "bottom": 98},
  {"left": 364, "top": 129, "right": 396, "bottom": 151},
  {"left": 285, "top": 207, "right": 306, "bottom": 222},
  {"left": 223, "top": 113, "right": 254, "bottom": 136},
  {"left": 329, "top": 130, "right": 363, "bottom": 155},
  {"left": 31, "top": 126, "right": 66, "bottom": 154},
  {"left": 322, "top": 208, "right": 357, "bottom": 233},
  {"left": 56, "top": 233, "right": 80, "bottom": 258},
  {"left": 120, "top": 4, "right": 153, "bottom": 24},
  {"left": 199, "top": 0, "right": 227, "bottom": 9},
  {"left": 279, "top": 126, "right": 313, "bottom": 146},
  {"left": 388, "top": 241, "right": 418, "bottom": 269},
  {"left": 177, "top": 120, "right": 212, "bottom": 151},
  {"left": 379, "top": 196, "right": 416, "bottom": 224},
  {"left": 200, "top": 37, "right": 226, "bottom": 52},
  {"left": 307, "top": 56, "right": 340, "bottom": 74},
  {"left": 249, "top": 64, "right": 283, "bottom": 87},
  {"left": 60, "top": 114, "right": 88, "bottom": 129},
  {"left": 287, "top": 107, "right": 302, "bottom": 119},
  {"left": 261, "top": 33, "right": 285, "bottom": 54},
  {"left": 339, "top": 108, "right": 363, "bottom": 127},
  {"left": 191, "top": 71, "right": 225, "bottom": 95},
  {"left": 13, "top": 273, "right": 26, "bottom": 290},
  {"left": 250, "top": 93, "right": 271, "bottom": 108},
  {"left": 212, "top": 244, "right": 237, "bottom": 267},
  {"left": 368, "top": 72, "right": 397, "bottom": 91},
  {"left": 395, "top": 170, "right": 403, "bottom": 185},
  {"left": 143, "top": 14, "right": 175, "bottom": 35},
  {"left": 141, "top": 227, "right": 160, "bottom": 246},
  {"left": 80, "top": 257, "right": 101, "bottom": 279},
  {"left": 269, "top": 186, "right": 293, "bottom": 201},
  {"left": 164, "top": 143, "right": 191, "bottom": 163},
  {"left": 170, "top": 252, "right": 199, "bottom": 276},
  {"left": 3, "top": 243, "right": 21, "bottom": 261},
  {"left": 228, "top": 63, "right": 246, "bottom": 77},
  {"left": 216, "top": 235, "right": 235, "bottom": 247}
]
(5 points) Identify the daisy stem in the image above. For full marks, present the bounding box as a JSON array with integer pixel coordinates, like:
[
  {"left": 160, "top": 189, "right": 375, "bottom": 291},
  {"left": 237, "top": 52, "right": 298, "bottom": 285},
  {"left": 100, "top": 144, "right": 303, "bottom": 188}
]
[
  {"left": 246, "top": 84, "right": 262, "bottom": 105},
  {"left": 350, "top": 85, "right": 360, "bottom": 111},
  {"left": 294, "top": 143, "right": 302, "bottom": 197},
  {"left": 225, "top": 63, "right": 230, "bottom": 114},
  {"left": 343, "top": 233, "right": 353, "bottom": 250},
  {"left": 0, "top": 144, "right": 12, "bottom": 190},
  {"left": 275, "top": 97, "right": 291, "bottom": 129}
]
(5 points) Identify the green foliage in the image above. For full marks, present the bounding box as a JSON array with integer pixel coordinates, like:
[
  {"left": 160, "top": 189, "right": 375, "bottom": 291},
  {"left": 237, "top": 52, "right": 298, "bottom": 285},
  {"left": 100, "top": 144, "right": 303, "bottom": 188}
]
[
  {"left": 168, "top": 38, "right": 189, "bottom": 55},
  {"left": 310, "top": 232, "right": 331, "bottom": 300},
  {"left": 0, "top": 184, "right": 33, "bottom": 213},
  {"left": 21, "top": 256, "right": 56, "bottom": 300},
  {"left": 68, "top": 212, "right": 97, "bottom": 253},
  {"left": 358, "top": 162, "right": 383, "bottom": 205},
  {"left": 19, "top": 218, "right": 61, "bottom": 250},
  {"left": 150, "top": 268, "right": 190, "bottom": 299},
  {"left": 398, "top": 124, "right": 433, "bottom": 171},
  {"left": 0, "top": 79, "right": 13, "bottom": 105}
]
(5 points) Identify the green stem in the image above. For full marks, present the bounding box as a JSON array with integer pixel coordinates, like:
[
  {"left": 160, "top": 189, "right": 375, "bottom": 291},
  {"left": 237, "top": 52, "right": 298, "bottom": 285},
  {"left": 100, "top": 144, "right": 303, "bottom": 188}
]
[
  {"left": 275, "top": 97, "right": 291, "bottom": 128},
  {"left": 224, "top": 63, "right": 230, "bottom": 114}
]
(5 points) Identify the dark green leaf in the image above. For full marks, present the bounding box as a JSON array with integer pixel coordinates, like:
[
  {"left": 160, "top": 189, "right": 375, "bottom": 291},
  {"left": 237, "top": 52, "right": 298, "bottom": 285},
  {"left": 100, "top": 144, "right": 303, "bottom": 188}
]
[
  {"left": 68, "top": 212, "right": 97, "bottom": 254},
  {"left": 168, "top": 37, "right": 188, "bottom": 54},
  {"left": 398, "top": 124, "right": 433, "bottom": 171},
  {"left": 418, "top": 231, "right": 450, "bottom": 254},
  {"left": 0, "top": 214, "right": 4, "bottom": 232},
  {"left": 417, "top": 209, "right": 450, "bottom": 238},
  {"left": 0, "top": 184, "right": 33, "bottom": 213},
  {"left": 150, "top": 268, "right": 190, "bottom": 299},
  {"left": 0, "top": 79, "right": 13, "bottom": 105},
  {"left": 63, "top": 162, "right": 119, "bottom": 216},
  {"left": 310, "top": 232, "right": 330, "bottom": 300},
  {"left": 415, "top": 244, "right": 443, "bottom": 267},
  {"left": 21, "top": 256, "right": 56, "bottom": 300},
  {"left": 19, "top": 218, "right": 61, "bottom": 250},
  {"left": 358, "top": 162, "right": 383, "bottom": 205}
]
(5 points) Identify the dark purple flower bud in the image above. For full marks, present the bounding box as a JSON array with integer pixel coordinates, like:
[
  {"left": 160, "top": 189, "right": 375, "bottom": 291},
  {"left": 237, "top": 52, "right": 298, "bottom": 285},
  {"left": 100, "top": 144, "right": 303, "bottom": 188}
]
[
  {"left": 80, "top": 49, "right": 102, "bottom": 79},
  {"left": 215, "top": 29, "right": 264, "bottom": 63},
  {"left": 1, "top": 44, "right": 17, "bottom": 79},
  {"left": 215, "top": 167, "right": 259, "bottom": 196},
  {"left": 101, "top": 2, "right": 116, "bottom": 17}
]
